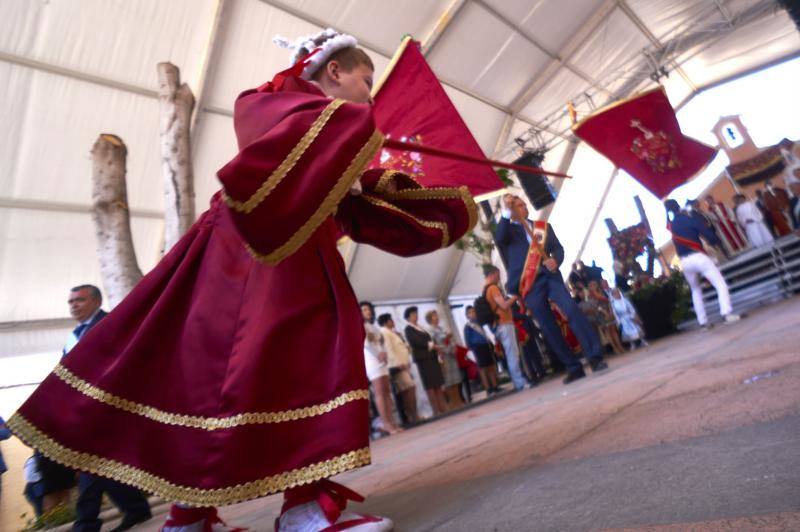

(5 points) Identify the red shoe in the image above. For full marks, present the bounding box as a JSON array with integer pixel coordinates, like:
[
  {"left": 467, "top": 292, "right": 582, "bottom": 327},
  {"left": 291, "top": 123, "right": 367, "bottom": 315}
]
[
  {"left": 276, "top": 480, "right": 393, "bottom": 531},
  {"left": 161, "top": 505, "right": 247, "bottom": 532}
]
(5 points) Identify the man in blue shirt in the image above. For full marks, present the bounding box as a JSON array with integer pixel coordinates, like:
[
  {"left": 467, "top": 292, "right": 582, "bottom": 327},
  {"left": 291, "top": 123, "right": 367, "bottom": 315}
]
[
  {"left": 686, "top": 199, "right": 729, "bottom": 259},
  {"left": 665, "top": 200, "right": 741, "bottom": 328}
]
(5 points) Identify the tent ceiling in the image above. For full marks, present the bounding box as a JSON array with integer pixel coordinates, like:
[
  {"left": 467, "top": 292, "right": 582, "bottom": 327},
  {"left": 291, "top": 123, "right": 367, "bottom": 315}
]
[{"left": 1, "top": 0, "right": 798, "bottom": 326}]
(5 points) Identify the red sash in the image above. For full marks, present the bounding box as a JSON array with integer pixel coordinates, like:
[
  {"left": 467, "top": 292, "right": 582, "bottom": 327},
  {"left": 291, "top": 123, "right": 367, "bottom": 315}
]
[
  {"left": 519, "top": 220, "right": 549, "bottom": 300},
  {"left": 667, "top": 223, "right": 705, "bottom": 254}
]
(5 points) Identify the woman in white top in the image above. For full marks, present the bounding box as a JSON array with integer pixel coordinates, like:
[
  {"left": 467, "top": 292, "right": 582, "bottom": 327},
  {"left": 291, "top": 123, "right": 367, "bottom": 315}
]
[{"left": 361, "top": 302, "right": 401, "bottom": 435}]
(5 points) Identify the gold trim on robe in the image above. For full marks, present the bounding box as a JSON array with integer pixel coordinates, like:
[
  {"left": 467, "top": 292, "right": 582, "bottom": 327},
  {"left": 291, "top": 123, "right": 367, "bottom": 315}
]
[
  {"left": 374, "top": 169, "right": 404, "bottom": 194},
  {"left": 223, "top": 99, "right": 347, "bottom": 214},
  {"left": 7, "top": 413, "right": 371, "bottom": 506},
  {"left": 50, "top": 363, "right": 368, "bottom": 430},
  {"left": 361, "top": 194, "right": 451, "bottom": 248},
  {"left": 246, "top": 129, "right": 385, "bottom": 265},
  {"left": 373, "top": 169, "right": 428, "bottom": 194},
  {"left": 381, "top": 186, "right": 479, "bottom": 231}
]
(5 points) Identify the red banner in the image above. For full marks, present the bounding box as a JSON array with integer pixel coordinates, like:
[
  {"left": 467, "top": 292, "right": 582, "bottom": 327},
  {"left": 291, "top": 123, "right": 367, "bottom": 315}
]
[
  {"left": 573, "top": 88, "right": 716, "bottom": 198},
  {"left": 371, "top": 38, "right": 505, "bottom": 198}
]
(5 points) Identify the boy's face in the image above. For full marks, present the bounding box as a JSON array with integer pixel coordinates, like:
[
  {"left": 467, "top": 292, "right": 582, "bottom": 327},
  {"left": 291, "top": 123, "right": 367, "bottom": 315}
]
[{"left": 321, "top": 61, "right": 374, "bottom": 104}]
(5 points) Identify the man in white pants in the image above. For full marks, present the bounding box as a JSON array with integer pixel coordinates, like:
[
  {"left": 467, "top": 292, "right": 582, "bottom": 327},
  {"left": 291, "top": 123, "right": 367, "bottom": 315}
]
[{"left": 665, "top": 200, "right": 741, "bottom": 329}]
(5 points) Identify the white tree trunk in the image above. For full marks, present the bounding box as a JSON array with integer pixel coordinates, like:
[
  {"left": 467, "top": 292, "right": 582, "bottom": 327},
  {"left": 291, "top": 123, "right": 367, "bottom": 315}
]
[
  {"left": 157, "top": 62, "right": 196, "bottom": 252},
  {"left": 91, "top": 134, "right": 143, "bottom": 308}
]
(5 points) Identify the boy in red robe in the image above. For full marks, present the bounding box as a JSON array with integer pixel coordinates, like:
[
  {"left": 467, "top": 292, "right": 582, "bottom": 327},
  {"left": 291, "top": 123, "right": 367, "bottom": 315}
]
[{"left": 8, "top": 30, "right": 476, "bottom": 531}]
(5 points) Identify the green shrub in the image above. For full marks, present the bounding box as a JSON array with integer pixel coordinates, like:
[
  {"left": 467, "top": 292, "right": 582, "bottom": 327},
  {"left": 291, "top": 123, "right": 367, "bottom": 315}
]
[{"left": 21, "top": 503, "right": 76, "bottom": 531}]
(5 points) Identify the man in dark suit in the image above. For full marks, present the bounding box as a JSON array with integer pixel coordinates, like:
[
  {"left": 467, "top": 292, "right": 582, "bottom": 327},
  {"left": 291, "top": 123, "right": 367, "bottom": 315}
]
[
  {"left": 495, "top": 196, "right": 608, "bottom": 384},
  {"left": 687, "top": 199, "right": 728, "bottom": 259},
  {"left": 65, "top": 285, "right": 152, "bottom": 532}
]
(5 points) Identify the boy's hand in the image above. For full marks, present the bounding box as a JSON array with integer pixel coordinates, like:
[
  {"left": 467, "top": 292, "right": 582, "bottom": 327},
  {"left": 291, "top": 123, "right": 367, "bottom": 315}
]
[
  {"left": 349, "top": 179, "right": 363, "bottom": 195},
  {"left": 383, "top": 178, "right": 398, "bottom": 194},
  {"left": 543, "top": 258, "right": 558, "bottom": 271}
]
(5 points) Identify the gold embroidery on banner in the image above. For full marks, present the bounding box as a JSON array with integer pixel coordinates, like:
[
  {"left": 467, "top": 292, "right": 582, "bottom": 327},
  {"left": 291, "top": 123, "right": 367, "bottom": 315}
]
[
  {"left": 223, "top": 99, "right": 347, "bottom": 214},
  {"left": 361, "top": 194, "right": 451, "bottom": 248},
  {"left": 247, "top": 129, "right": 385, "bottom": 265},
  {"left": 7, "top": 413, "right": 371, "bottom": 506},
  {"left": 52, "top": 363, "right": 368, "bottom": 431}
]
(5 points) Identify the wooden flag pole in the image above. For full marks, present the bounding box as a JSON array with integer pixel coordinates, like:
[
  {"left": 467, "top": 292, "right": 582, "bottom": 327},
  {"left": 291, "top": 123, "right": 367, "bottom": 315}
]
[{"left": 383, "top": 138, "right": 571, "bottom": 179}]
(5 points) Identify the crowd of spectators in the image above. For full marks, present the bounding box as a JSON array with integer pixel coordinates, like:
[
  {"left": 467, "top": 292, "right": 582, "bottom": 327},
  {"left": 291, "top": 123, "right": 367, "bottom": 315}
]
[
  {"left": 689, "top": 181, "right": 799, "bottom": 262},
  {"left": 569, "top": 272, "right": 648, "bottom": 353}
]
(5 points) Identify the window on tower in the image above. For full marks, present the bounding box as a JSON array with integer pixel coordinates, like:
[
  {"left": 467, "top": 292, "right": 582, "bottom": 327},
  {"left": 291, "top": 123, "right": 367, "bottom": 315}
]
[{"left": 721, "top": 122, "right": 744, "bottom": 148}]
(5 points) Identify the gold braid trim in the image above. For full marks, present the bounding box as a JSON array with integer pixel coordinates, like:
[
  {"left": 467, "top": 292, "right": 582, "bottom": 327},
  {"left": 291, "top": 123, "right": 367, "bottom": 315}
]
[
  {"left": 373, "top": 169, "right": 427, "bottom": 194},
  {"left": 223, "top": 99, "right": 346, "bottom": 214},
  {"left": 7, "top": 413, "right": 371, "bottom": 506},
  {"left": 361, "top": 194, "right": 451, "bottom": 248},
  {"left": 374, "top": 169, "right": 403, "bottom": 194},
  {"left": 51, "top": 363, "right": 368, "bottom": 431},
  {"left": 247, "top": 129, "right": 385, "bottom": 265},
  {"left": 382, "top": 186, "right": 479, "bottom": 232}
]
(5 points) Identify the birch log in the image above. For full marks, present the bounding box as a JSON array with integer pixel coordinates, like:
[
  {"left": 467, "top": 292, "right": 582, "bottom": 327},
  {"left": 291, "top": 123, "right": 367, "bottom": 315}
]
[
  {"left": 91, "top": 134, "right": 143, "bottom": 308},
  {"left": 157, "top": 62, "right": 196, "bottom": 251}
]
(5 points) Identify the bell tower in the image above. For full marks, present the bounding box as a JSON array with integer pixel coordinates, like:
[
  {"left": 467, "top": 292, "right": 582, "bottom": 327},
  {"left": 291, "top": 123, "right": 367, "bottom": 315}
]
[{"left": 711, "top": 115, "right": 760, "bottom": 164}]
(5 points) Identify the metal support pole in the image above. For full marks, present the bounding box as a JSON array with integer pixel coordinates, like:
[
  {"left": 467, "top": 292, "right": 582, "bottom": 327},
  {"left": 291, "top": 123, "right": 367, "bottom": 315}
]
[
  {"left": 537, "top": 137, "right": 580, "bottom": 221},
  {"left": 421, "top": 0, "right": 468, "bottom": 57},
  {"left": 575, "top": 167, "right": 619, "bottom": 261},
  {"left": 438, "top": 298, "right": 463, "bottom": 345}
]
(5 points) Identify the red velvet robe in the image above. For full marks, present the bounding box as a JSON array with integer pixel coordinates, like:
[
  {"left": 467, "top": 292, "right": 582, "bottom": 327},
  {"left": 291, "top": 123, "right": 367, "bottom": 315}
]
[{"left": 9, "top": 77, "right": 476, "bottom": 506}]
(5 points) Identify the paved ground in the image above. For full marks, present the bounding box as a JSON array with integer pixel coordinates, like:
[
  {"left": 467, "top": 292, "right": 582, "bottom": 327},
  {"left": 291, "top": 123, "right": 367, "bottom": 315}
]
[
  {"left": 9, "top": 297, "right": 800, "bottom": 531},
  {"left": 356, "top": 416, "right": 800, "bottom": 531}
]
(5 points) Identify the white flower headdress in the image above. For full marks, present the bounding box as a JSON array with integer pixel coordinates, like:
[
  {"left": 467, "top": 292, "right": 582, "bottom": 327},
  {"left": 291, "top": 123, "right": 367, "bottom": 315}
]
[{"left": 273, "top": 28, "right": 358, "bottom": 80}]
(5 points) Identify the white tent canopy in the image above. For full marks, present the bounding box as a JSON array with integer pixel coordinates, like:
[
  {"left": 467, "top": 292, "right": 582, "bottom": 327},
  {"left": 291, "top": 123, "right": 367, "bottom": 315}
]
[{"left": 1, "top": 0, "right": 799, "bottom": 361}]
